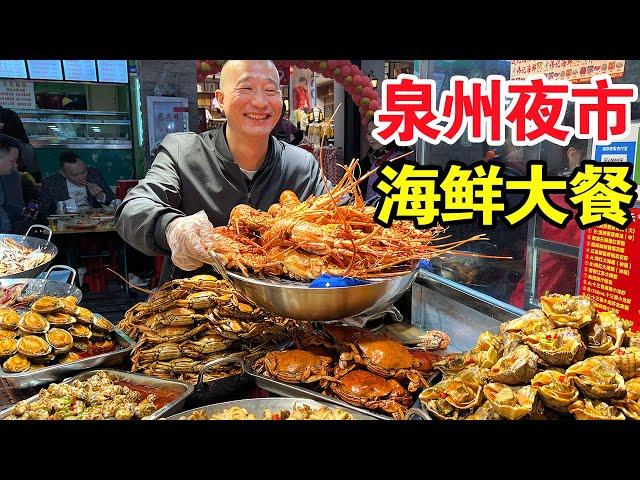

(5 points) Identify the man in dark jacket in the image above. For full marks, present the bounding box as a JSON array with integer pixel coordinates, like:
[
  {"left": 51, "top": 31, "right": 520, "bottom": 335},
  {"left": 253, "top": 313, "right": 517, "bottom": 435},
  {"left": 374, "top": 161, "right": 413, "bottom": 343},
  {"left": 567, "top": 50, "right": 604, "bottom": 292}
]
[
  {"left": 116, "top": 60, "right": 328, "bottom": 281},
  {"left": 0, "top": 105, "right": 29, "bottom": 144},
  {"left": 38, "top": 150, "right": 115, "bottom": 220}
]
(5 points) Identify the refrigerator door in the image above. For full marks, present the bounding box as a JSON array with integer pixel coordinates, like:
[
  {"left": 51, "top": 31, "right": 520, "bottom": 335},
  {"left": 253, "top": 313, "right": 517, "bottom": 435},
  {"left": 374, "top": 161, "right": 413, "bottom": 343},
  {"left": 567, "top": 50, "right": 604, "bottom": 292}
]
[{"left": 147, "top": 96, "right": 189, "bottom": 153}]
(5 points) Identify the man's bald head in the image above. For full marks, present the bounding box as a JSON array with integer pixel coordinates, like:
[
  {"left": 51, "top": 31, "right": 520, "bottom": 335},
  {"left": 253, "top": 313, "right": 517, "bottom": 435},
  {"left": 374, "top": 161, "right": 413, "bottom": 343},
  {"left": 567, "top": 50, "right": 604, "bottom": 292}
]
[{"left": 219, "top": 60, "right": 280, "bottom": 91}]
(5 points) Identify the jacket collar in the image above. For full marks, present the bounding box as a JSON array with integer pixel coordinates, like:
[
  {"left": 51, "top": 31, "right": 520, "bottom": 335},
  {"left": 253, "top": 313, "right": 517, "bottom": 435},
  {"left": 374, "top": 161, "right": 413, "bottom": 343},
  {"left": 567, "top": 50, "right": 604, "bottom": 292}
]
[{"left": 212, "top": 123, "right": 278, "bottom": 177}]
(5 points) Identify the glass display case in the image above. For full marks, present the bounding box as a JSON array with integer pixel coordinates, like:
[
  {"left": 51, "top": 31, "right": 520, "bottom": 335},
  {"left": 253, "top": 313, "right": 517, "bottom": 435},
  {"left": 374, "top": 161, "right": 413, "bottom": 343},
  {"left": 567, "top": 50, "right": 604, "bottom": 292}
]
[{"left": 14, "top": 108, "right": 132, "bottom": 149}]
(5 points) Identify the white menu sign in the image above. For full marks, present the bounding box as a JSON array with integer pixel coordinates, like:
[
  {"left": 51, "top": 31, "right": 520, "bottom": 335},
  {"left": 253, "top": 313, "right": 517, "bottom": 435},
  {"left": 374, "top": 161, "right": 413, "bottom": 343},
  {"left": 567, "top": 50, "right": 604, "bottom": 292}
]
[
  {"left": 27, "top": 60, "right": 63, "bottom": 80},
  {"left": 97, "top": 60, "right": 128, "bottom": 83},
  {"left": 0, "top": 61, "right": 28, "bottom": 79},
  {"left": 0, "top": 80, "right": 36, "bottom": 109},
  {"left": 63, "top": 60, "right": 97, "bottom": 81}
]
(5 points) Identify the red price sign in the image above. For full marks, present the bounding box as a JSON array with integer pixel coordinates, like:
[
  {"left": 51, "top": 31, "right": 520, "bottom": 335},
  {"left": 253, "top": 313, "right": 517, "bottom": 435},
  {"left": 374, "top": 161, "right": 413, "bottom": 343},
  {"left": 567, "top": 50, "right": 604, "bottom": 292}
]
[{"left": 579, "top": 207, "right": 640, "bottom": 330}]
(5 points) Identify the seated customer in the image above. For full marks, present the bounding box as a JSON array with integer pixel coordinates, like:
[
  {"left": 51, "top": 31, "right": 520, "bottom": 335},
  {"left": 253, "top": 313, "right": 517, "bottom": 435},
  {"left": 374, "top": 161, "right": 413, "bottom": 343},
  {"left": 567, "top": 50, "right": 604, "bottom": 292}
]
[
  {"left": 38, "top": 150, "right": 115, "bottom": 219},
  {"left": 0, "top": 134, "right": 24, "bottom": 233}
]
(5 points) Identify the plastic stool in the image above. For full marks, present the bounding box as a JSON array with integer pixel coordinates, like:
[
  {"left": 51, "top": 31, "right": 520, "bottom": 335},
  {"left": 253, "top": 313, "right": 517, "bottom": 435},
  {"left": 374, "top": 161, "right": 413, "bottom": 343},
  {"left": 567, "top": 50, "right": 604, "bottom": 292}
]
[
  {"left": 151, "top": 256, "right": 164, "bottom": 288},
  {"left": 84, "top": 271, "right": 106, "bottom": 293}
]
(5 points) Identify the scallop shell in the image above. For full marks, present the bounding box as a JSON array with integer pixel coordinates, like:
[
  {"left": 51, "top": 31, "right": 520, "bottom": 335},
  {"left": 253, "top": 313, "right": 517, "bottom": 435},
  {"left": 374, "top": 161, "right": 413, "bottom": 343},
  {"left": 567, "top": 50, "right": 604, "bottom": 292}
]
[
  {"left": 483, "top": 383, "right": 538, "bottom": 420},
  {"left": 585, "top": 311, "right": 625, "bottom": 355},
  {"left": 0, "top": 338, "right": 18, "bottom": 358},
  {"left": 91, "top": 316, "right": 114, "bottom": 334},
  {"left": 46, "top": 328, "right": 74, "bottom": 355},
  {"left": 522, "top": 327, "right": 585, "bottom": 366},
  {"left": 73, "top": 306, "right": 95, "bottom": 325},
  {"left": 18, "top": 311, "right": 50, "bottom": 335},
  {"left": 0, "top": 308, "right": 20, "bottom": 330},
  {"left": 568, "top": 398, "right": 625, "bottom": 420},
  {"left": 31, "top": 296, "right": 63, "bottom": 314},
  {"left": 58, "top": 351, "right": 82, "bottom": 364},
  {"left": 540, "top": 294, "right": 596, "bottom": 329},
  {"left": 531, "top": 369, "right": 580, "bottom": 412},
  {"left": 500, "top": 309, "right": 555, "bottom": 336},
  {"left": 68, "top": 324, "right": 92, "bottom": 340},
  {"left": 2, "top": 353, "right": 31, "bottom": 373},
  {"left": 489, "top": 345, "right": 539, "bottom": 385},
  {"left": 17, "top": 335, "right": 52, "bottom": 358},
  {"left": 0, "top": 329, "right": 19, "bottom": 340},
  {"left": 566, "top": 356, "right": 626, "bottom": 400},
  {"left": 46, "top": 312, "right": 76, "bottom": 327}
]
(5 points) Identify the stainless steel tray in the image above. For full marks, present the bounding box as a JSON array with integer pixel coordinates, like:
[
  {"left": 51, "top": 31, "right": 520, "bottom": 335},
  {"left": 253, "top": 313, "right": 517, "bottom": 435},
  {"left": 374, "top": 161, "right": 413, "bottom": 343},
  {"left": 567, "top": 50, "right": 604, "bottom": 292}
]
[
  {"left": 166, "top": 397, "right": 376, "bottom": 420},
  {"left": 0, "top": 325, "right": 136, "bottom": 389},
  {"left": 0, "top": 368, "right": 193, "bottom": 420},
  {"left": 0, "top": 225, "right": 57, "bottom": 280},
  {"left": 243, "top": 357, "right": 392, "bottom": 420},
  {"left": 0, "top": 265, "right": 80, "bottom": 304}
]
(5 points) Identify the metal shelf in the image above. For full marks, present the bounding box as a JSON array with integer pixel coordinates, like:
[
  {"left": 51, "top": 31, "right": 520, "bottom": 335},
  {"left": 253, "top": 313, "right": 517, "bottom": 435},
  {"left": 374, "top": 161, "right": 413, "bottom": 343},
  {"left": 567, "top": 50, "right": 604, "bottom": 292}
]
[{"left": 22, "top": 119, "right": 131, "bottom": 125}]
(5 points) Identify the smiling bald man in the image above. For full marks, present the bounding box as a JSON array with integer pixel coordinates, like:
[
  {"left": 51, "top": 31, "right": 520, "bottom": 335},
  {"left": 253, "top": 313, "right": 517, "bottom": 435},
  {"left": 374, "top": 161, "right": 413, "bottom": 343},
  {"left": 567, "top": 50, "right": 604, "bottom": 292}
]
[{"left": 116, "top": 60, "right": 327, "bottom": 282}]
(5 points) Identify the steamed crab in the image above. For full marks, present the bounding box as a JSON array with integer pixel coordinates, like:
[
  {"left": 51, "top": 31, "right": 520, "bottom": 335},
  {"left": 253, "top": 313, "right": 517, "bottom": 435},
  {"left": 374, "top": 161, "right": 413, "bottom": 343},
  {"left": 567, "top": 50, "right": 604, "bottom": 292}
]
[
  {"left": 254, "top": 349, "right": 336, "bottom": 387},
  {"left": 336, "top": 338, "right": 430, "bottom": 392},
  {"left": 329, "top": 369, "right": 412, "bottom": 419}
]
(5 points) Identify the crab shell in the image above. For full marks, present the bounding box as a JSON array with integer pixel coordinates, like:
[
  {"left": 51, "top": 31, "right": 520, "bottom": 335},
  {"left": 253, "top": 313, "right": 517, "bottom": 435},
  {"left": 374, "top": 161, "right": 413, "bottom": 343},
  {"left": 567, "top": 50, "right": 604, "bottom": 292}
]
[
  {"left": 0, "top": 337, "right": 18, "bottom": 358},
  {"left": 568, "top": 398, "right": 625, "bottom": 420},
  {"left": 566, "top": 356, "right": 626, "bottom": 400},
  {"left": 323, "top": 324, "right": 376, "bottom": 349},
  {"left": 46, "top": 312, "right": 76, "bottom": 327},
  {"left": 409, "top": 348, "right": 440, "bottom": 373},
  {"left": 0, "top": 308, "right": 20, "bottom": 330},
  {"left": 417, "top": 330, "right": 451, "bottom": 350},
  {"left": 17, "top": 335, "right": 52, "bottom": 358},
  {"left": 613, "top": 377, "right": 640, "bottom": 420},
  {"left": 465, "top": 401, "right": 502, "bottom": 420},
  {"left": 522, "top": 327, "right": 586, "bottom": 366},
  {"left": 531, "top": 369, "right": 580, "bottom": 412},
  {"left": 18, "top": 311, "right": 50, "bottom": 335},
  {"left": 489, "top": 345, "right": 539, "bottom": 385},
  {"left": 45, "top": 328, "right": 74, "bottom": 355},
  {"left": 329, "top": 369, "right": 412, "bottom": 419},
  {"left": 539, "top": 294, "right": 596, "bottom": 329},
  {"left": 585, "top": 311, "right": 626, "bottom": 355},
  {"left": 608, "top": 347, "right": 640, "bottom": 380},
  {"left": 483, "top": 383, "right": 538, "bottom": 420},
  {"left": 2, "top": 353, "right": 31, "bottom": 373},
  {"left": 257, "top": 349, "right": 334, "bottom": 385},
  {"left": 31, "top": 296, "right": 63, "bottom": 315}
]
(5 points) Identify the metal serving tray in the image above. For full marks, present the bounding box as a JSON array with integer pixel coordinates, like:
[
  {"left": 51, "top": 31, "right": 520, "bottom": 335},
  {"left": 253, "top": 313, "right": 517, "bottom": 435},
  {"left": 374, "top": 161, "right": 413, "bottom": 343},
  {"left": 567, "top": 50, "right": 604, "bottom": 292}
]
[
  {"left": 0, "top": 326, "right": 136, "bottom": 389},
  {"left": 243, "top": 357, "right": 393, "bottom": 420},
  {"left": 166, "top": 397, "right": 376, "bottom": 420},
  {"left": 0, "top": 368, "right": 193, "bottom": 420}
]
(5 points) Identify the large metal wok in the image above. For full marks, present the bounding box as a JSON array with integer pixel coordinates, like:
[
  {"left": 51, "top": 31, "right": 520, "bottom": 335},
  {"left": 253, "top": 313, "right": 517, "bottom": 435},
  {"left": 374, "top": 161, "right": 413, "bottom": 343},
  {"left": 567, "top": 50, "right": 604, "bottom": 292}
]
[
  {"left": 0, "top": 265, "right": 80, "bottom": 304},
  {"left": 0, "top": 225, "right": 57, "bottom": 279}
]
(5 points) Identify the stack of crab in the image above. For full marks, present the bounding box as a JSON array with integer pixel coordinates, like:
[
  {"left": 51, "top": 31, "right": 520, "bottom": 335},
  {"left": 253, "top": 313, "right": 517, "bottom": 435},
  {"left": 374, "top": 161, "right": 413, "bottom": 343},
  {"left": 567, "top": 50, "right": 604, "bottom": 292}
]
[
  {"left": 253, "top": 325, "right": 447, "bottom": 419},
  {"left": 419, "top": 293, "right": 640, "bottom": 420},
  {"left": 0, "top": 297, "right": 115, "bottom": 373},
  {"left": 117, "top": 275, "right": 301, "bottom": 384}
]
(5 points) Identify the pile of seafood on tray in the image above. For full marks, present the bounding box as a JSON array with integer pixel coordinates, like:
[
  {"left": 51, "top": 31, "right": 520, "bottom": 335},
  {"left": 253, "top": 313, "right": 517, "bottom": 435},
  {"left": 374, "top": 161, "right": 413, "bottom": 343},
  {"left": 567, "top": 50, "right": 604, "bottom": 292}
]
[
  {"left": 0, "top": 297, "right": 116, "bottom": 373},
  {"left": 252, "top": 325, "right": 447, "bottom": 419},
  {"left": 4, "top": 371, "right": 168, "bottom": 420},
  {"left": 0, "top": 238, "right": 54, "bottom": 277},
  {"left": 419, "top": 293, "right": 640, "bottom": 420},
  {"left": 208, "top": 158, "right": 485, "bottom": 282},
  {"left": 178, "top": 404, "right": 354, "bottom": 420},
  {"left": 117, "top": 275, "right": 302, "bottom": 383}
]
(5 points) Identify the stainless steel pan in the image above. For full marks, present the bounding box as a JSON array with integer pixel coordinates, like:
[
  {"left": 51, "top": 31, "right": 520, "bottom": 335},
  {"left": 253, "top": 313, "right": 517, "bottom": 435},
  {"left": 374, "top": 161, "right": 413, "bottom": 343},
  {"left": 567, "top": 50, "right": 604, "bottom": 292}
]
[{"left": 0, "top": 225, "right": 57, "bottom": 279}]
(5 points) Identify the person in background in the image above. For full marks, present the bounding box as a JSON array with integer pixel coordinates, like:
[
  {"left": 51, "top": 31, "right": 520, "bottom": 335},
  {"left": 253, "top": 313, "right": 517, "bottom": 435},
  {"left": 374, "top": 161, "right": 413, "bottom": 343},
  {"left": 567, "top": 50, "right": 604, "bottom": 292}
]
[
  {"left": 292, "top": 76, "right": 312, "bottom": 112},
  {"left": 271, "top": 100, "right": 303, "bottom": 145},
  {"left": 0, "top": 105, "right": 29, "bottom": 144},
  {"left": 508, "top": 136, "right": 588, "bottom": 309},
  {"left": 0, "top": 134, "right": 24, "bottom": 233},
  {"left": 358, "top": 119, "right": 414, "bottom": 202},
  {"left": 38, "top": 150, "right": 115, "bottom": 219}
]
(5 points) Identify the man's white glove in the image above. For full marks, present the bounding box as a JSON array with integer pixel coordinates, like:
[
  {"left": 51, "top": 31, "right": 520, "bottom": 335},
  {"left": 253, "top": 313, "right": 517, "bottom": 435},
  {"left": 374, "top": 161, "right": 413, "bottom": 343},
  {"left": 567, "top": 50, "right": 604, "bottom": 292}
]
[{"left": 165, "top": 210, "right": 216, "bottom": 271}]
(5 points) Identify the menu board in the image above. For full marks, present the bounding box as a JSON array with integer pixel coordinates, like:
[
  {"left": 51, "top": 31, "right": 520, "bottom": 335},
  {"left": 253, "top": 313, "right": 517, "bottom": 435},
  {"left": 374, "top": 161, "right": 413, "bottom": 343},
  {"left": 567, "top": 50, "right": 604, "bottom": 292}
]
[
  {"left": 0, "top": 80, "right": 36, "bottom": 109},
  {"left": 26, "top": 60, "right": 63, "bottom": 80},
  {"left": 510, "top": 60, "right": 625, "bottom": 83},
  {"left": 63, "top": 60, "right": 97, "bottom": 82},
  {"left": 97, "top": 60, "right": 128, "bottom": 83},
  {"left": 0, "top": 60, "right": 27, "bottom": 79},
  {"left": 579, "top": 207, "right": 640, "bottom": 330}
]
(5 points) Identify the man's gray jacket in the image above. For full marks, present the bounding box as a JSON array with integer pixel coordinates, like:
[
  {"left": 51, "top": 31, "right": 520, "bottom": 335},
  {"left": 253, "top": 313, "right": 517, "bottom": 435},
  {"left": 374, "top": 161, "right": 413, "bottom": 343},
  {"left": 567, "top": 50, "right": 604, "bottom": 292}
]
[{"left": 116, "top": 125, "right": 328, "bottom": 280}]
